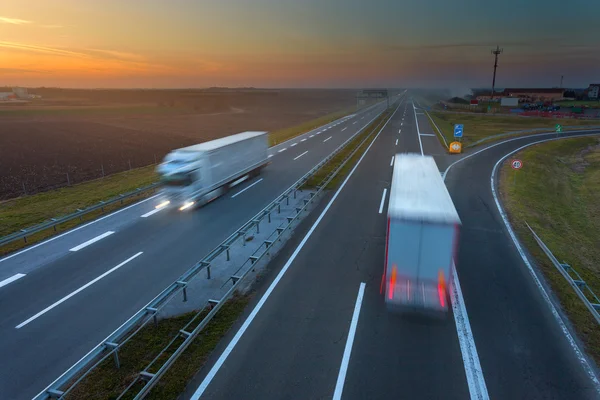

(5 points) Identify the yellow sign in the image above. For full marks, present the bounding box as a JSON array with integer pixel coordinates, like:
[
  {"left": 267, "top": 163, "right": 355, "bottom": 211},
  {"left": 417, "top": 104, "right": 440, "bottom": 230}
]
[{"left": 449, "top": 141, "right": 462, "bottom": 154}]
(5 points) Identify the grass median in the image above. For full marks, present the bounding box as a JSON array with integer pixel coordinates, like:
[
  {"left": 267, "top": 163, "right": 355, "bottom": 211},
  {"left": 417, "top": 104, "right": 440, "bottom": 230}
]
[
  {"left": 302, "top": 107, "right": 392, "bottom": 190},
  {"left": 499, "top": 136, "right": 600, "bottom": 365},
  {"left": 66, "top": 294, "right": 250, "bottom": 400},
  {"left": 429, "top": 112, "right": 600, "bottom": 148}
]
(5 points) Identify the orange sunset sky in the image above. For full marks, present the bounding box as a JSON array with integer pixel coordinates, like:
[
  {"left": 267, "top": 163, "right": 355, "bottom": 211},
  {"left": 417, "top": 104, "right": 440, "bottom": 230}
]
[{"left": 1, "top": 0, "right": 599, "bottom": 89}]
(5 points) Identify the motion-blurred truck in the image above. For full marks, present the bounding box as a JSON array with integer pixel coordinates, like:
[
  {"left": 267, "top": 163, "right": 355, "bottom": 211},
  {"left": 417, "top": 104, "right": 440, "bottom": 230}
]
[
  {"left": 156, "top": 131, "right": 269, "bottom": 211},
  {"left": 383, "top": 154, "right": 461, "bottom": 314}
]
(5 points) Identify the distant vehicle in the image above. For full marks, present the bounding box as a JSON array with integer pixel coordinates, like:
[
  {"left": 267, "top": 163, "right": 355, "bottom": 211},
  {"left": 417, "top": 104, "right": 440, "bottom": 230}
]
[
  {"left": 156, "top": 131, "right": 269, "bottom": 211},
  {"left": 383, "top": 154, "right": 461, "bottom": 314}
]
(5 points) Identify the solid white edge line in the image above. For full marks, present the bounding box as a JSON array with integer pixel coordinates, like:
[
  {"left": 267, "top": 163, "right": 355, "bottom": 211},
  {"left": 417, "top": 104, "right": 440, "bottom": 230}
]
[
  {"left": 190, "top": 101, "right": 401, "bottom": 400},
  {"left": 141, "top": 208, "right": 163, "bottom": 218},
  {"left": 16, "top": 252, "right": 143, "bottom": 329},
  {"left": 0, "top": 273, "right": 26, "bottom": 288},
  {"left": 69, "top": 231, "right": 115, "bottom": 252},
  {"left": 231, "top": 178, "right": 264, "bottom": 199},
  {"left": 412, "top": 101, "right": 425, "bottom": 155},
  {"left": 489, "top": 136, "right": 600, "bottom": 393},
  {"left": 0, "top": 194, "right": 159, "bottom": 264},
  {"left": 324, "top": 136, "right": 332, "bottom": 142},
  {"left": 378, "top": 188, "right": 388, "bottom": 214},
  {"left": 332, "top": 282, "right": 366, "bottom": 400},
  {"left": 450, "top": 263, "right": 490, "bottom": 400}
]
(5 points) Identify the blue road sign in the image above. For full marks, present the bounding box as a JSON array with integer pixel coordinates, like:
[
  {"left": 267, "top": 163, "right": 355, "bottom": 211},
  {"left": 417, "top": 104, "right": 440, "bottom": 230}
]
[{"left": 454, "top": 124, "right": 464, "bottom": 138}]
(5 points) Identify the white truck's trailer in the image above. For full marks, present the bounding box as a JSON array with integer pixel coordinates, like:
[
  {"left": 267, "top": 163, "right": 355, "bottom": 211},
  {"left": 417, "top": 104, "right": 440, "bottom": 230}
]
[
  {"left": 384, "top": 154, "right": 461, "bottom": 313},
  {"left": 156, "top": 131, "right": 269, "bottom": 210}
]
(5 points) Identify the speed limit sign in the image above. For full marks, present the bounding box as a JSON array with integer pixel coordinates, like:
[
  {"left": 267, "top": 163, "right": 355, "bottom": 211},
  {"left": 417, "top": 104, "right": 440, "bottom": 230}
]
[{"left": 511, "top": 159, "right": 523, "bottom": 170}]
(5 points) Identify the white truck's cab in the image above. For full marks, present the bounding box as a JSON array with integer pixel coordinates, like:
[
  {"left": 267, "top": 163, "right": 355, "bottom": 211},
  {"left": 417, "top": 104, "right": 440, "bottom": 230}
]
[
  {"left": 156, "top": 131, "right": 269, "bottom": 211},
  {"left": 384, "top": 154, "right": 461, "bottom": 314}
]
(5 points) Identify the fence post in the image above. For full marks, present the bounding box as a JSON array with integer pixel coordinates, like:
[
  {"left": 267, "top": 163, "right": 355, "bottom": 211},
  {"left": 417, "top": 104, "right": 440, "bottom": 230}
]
[
  {"left": 67, "top": 172, "right": 71, "bottom": 186},
  {"left": 101, "top": 163, "right": 105, "bottom": 178},
  {"left": 22, "top": 181, "right": 26, "bottom": 195},
  {"left": 129, "top": 159, "right": 132, "bottom": 170}
]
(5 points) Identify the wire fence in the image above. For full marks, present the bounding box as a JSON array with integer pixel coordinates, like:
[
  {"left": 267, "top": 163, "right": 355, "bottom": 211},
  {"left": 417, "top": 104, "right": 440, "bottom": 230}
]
[{"left": 0, "top": 154, "right": 161, "bottom": 200}]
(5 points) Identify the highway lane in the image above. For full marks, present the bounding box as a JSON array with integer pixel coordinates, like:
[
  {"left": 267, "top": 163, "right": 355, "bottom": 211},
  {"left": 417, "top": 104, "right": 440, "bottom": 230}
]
[
  {"left": 0, "top": 97, "right": 403, "bottom": 400},
  {"left": 188, "top": 97, "right": 475, "bottom": 399}
]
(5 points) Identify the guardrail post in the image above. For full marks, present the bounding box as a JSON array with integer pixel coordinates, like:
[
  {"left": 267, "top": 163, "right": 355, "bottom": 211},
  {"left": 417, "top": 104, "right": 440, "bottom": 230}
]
[
  {"left": 293, "top": 189, "right": 297, "bottom": 199},
  {"left": 23, "top": 236, "right": 27, "bottom": 244},
  {"left": 268, "top": 211, "right": 271, "bottom": 223},
  {"left": 278, "top": 202, "right": 282, "bottom": 213},
  {"left": 254, "top": 220, "right": 260, "bottom": 234},
  {"left": 227, "top": 247, "right": 230, "bottom": 261},
  {"left": 47, "top": 389, "right": 65, "bottom": 398},
  {"left": 286, "top": 195, "right": 290, "bottom": 206},
  {"left": 206, "top": 265, "right": 211, "bottom": 279},
  {"left": 105, "top": 342, "right": 120, "bottom": 368},
  {"left": 146, "top": 307, "right": 158, "bottom": 327}
]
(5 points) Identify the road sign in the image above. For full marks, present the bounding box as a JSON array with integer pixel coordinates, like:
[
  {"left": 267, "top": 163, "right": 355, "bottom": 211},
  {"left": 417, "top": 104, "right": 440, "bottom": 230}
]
[
  {"left": 453, "top": 124, "right": 464, "bottom": 138},
  {"left": 449, "top": 141, "right": 462, "bottom": 154},
  {"left": 556, "top": 124, "right": 562, "bottom": 133},
  {"left": 511, "top": 159, "right": 523, "bottom": 170}
]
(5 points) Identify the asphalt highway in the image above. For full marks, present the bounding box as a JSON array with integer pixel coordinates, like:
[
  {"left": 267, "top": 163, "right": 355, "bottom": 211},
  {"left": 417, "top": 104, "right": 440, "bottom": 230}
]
[
  {"left": 186, "top": 98, "right": 600, "bottom": 400},
  {"left": 0, "top": 95, "right": 403, "bottom": 400}
]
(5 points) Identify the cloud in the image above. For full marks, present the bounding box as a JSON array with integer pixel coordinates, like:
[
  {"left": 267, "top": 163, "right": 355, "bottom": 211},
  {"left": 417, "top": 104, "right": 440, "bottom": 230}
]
[
  {"left": 0, "top": 16, "right": 32, "bottom": 25},
  {"left": 82, "top": 48, "right": 145, "bottom": 62},
  {"left": 42, "top": 24, "right": 63, "bottom": 29},
  {"left": 0, "top": 41, "right": 90, "bottom": 58}
]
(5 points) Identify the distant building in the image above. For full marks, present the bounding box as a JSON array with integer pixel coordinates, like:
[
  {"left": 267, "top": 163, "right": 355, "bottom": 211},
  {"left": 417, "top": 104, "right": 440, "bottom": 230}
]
[
  {"left": 12, "top": 87, "right": 29, "bottom": 99},
  {"left": 475, "top": 88, "right": 565, "bottom": 102},
  {"left": 0, "top": 92, "right": 17, "bottom": 101},
  {"left": 588, "top": 84, "right": 600, "bottom": 100}
]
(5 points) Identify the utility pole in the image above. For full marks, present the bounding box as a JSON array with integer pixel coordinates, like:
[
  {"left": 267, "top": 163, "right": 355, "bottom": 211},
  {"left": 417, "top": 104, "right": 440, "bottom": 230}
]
[{"left": 490, "top": 45, "right": 503, "bottom": 100}]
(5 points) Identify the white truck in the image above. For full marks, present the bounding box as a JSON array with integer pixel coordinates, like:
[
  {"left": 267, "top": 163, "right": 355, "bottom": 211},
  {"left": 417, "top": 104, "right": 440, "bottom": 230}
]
[
  {"left": 156, "top": 131, "right": 269, "bottom": 210},
  {"left": 383, "top": 154, "right": 461, "bottom": 313}
]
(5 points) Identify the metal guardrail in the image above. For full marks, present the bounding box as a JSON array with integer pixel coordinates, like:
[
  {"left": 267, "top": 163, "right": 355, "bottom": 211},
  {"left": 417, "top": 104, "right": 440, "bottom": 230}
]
[
  {"left": 0, "top": 183, "right": 160, "bottom": 248},
  {"left": 466, "top": 126, "right": 600, "bottom": 148},
  {"left": 527, "top": 223, "right": 600, "bottom": 325},
  {"left": 34, "top": 97, "right": 401, "bottom": 400}
]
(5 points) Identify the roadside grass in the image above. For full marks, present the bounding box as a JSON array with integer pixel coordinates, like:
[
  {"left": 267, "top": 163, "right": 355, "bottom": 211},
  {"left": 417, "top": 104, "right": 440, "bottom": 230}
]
[
  {"left": 429, "top": 111, "right": 600, "bottom": 147},
  {"left": 557, "top": 100, "right": 600, "bottom": 108},
  {"left": 302, "top": 108, "right": 392, "bottom": 190},
  {"left": 269, "top": 107, "right": 358, "bottom": 146},
  {"left": 0, "top": 166, "right": 158, "bottom": 256},
  {"left": 499, "top": 136, "right": 600, "bottom": 365},
  {"left": 66, "top": 294, "right": 250, "bottom": 400}
]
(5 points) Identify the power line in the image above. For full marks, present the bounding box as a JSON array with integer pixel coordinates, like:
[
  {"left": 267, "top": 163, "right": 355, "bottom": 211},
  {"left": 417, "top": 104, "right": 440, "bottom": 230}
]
[{"left": 490, "top": 45, "right": 503, "bottom": 100}]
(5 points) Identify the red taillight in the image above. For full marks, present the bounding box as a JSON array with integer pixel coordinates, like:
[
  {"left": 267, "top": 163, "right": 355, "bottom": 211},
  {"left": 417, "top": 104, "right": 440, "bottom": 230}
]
[
  {"left": 389, "top": 265, "right": 397, "bottom": 300},
  {"left": 438, "top": 270, "right": 446, "bottom": 308}
]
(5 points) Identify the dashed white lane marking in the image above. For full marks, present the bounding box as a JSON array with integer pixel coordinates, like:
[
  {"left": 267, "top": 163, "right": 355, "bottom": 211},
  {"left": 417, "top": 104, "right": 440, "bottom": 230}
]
[
  {"left": 420, "top": 133, "right": 436, "bottom": 137},
  {"left": 278, "top": 148, "right": 287, "bottom": 153},
  {"left": 309, "top": 135, "right": 314, "bottom": 138},
  {"left": 301, "top": 138, "right": 307, "bottom": 142},
  {"left": 141, "top": 208, "right": 163, "bottom": 218},
  {"left": 293, "top": 151, "right": 308, "bottom": 161},
  {"left": 268, "top": 154, "right": 274, "bottom": 158},
  {"left": 378, "top": 188, "right": 388, "bottom": 214},
  {"left": 324, "top": 136, "right": 332, "bottom": 142},
  {"left": 0, "top": 273, "right": 26, "bottom": 288},
  {"left": 69, "top": 231, "right": 115, "bottom": 252},
  {"left": 291, "top": 143, "right": 298, "bottom": 147},
  {"left": 390, "top": 156, "right": 394, "bottom": 167},
  {"left": 16, "top": 252, "right": 143, "bottom": 329},
  {"left": 231, "top": 178, "right": 264, "bottom": 199},
  {"left": 395, "top": 139, "right": 398, "bottom": 145},
  {"left": 333, "top": 282, "right": 366, "bottom": 400},
  {"left": 342, "top": 127, "right": 347, "bottom": 131}
]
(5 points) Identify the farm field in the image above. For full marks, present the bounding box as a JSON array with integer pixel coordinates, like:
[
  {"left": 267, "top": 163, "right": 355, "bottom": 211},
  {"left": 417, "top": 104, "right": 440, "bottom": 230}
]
[{"left": 0, "top": 88, "right": 360, "bottom": 199}]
